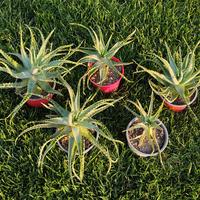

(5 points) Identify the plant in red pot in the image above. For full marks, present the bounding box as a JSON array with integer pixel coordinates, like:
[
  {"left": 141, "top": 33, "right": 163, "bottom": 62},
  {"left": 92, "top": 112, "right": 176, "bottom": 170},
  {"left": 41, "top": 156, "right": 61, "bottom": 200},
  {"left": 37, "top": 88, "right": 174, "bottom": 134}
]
[
  {"left": 72, "top": 23, "right": 135, "bottom": 93},
  {"left": 137, "top": 41, "right": 200, "bottom": 112},
  {"left": 0, "top": 26, "right": 74, "bottom": 120}
]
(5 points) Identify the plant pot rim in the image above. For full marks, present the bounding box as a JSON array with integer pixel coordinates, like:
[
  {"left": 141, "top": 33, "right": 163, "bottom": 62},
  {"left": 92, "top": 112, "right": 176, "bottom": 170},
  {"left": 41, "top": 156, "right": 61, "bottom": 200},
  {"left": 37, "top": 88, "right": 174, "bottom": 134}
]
[
  {"left": 57, "top": 130, "right": 100, "bottom": 154},
  {"left": 88, "top": 56, "right": 124, "bottom": 88},
  {"left": 126, "top": 117, "right": 169, "bottom": 157},
  {"left": 161, "top": 88, "right": 198, "bottom": 107}
]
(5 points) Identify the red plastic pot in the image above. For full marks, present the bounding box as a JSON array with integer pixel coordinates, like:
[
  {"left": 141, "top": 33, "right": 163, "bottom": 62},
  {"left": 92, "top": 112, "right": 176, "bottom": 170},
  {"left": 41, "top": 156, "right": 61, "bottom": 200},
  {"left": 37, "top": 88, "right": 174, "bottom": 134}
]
[
  {"left": 162, "top": 89, "right": 198, "bottom": 112},
  {"left": 19, "top": 82, "right": 56, "bottom": 108},
  {"left": 88, "top": 56, "right": 124, "bottom": 93},
  {"left": 26, "top": 93, "right": 54, "bottom": 108}
]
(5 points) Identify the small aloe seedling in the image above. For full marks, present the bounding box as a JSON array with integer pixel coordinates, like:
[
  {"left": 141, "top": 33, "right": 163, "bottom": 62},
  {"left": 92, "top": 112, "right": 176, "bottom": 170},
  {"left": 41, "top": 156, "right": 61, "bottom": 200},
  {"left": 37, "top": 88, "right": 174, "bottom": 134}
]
[
  {"left": 17, "top": 78, "right": 122, "bottom": 182},
  {"left": 138, "top": 41, "right": 200, "bottom": 104},
  {"left": 125, "top": 92, "right": 166, "bottom": 159}
]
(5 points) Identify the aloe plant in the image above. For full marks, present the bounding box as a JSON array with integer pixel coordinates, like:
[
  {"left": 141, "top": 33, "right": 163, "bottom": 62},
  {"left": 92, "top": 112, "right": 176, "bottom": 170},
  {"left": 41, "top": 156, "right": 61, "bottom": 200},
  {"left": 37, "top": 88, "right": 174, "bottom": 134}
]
[
  {"left": 138, "top": 41, "right": 200, "bottom": 104},
  {"left": 71, "top": 23, "right": 135, "bottom": 86},
  {"left": 17, "top": 78, "right": 122, "bottom": 182},
  {"left": 125, "top": 92, "right": 165, "bottom": 160},
  {"left": 0, "top": 26, "right": 75, "bottom": 120}
]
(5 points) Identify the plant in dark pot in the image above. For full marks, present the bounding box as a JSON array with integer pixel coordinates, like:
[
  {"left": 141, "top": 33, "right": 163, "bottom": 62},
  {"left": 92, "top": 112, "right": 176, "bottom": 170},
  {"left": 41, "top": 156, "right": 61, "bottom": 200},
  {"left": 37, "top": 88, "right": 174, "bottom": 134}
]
[
  {"left": 17, "top": 78, "right": 122, "bottom": 182},
  {"left": 125, "top": 92, "right": 168, "bottom": 162},
  {"left": 0, "top": 26, "right": 74, "bottom": 120},
  {"left": 72, "top": 23, "right": 135, "bottom": 93},
  {"left": 137, "top": 41, "right": 200, "bottom": 112}
]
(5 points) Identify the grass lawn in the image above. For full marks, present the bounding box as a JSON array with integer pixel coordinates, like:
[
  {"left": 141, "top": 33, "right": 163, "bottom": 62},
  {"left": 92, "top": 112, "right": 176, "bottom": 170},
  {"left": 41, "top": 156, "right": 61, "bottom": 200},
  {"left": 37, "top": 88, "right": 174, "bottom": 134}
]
[{"left": 0, "top": 0, "right": 200, "bottom": 199}]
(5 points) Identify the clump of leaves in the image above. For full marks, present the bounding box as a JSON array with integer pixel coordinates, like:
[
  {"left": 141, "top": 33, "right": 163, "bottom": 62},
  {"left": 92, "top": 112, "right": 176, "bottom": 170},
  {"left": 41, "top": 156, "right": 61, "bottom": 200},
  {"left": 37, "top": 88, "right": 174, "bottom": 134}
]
[
  {"left": 71, "top": 23, "right": 135, "bottom": 87},
  {"left": 17, "top": 78, "right": 122, "bottom": 183},
  {"left": 138, "top": 41, "right": 200, "bottom": 104},
  {"left": 125, "top": 92, "right": 166, "bottom": 164},
  {"left": 0, "top": 26, "right": 75, "bottom": 120}
]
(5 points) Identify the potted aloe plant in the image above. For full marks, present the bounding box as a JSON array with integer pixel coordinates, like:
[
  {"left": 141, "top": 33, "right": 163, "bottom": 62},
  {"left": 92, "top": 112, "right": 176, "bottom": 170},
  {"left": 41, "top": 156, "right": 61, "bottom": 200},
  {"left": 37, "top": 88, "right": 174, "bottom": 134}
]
[
  {"left": 138, "top": 41, "right": 200, "bottom": 112},
  {"left": 0, "top": 26, "right": 74, "bottom": 120},
  {"left": 17, "top": 78, "right": 122, "bottom": 182},
  {"left": 72, "top": 23, "right": 135, "bottom": 93},
  {"left": 125, "top": 92, "right": 168, "bottom": 160}
]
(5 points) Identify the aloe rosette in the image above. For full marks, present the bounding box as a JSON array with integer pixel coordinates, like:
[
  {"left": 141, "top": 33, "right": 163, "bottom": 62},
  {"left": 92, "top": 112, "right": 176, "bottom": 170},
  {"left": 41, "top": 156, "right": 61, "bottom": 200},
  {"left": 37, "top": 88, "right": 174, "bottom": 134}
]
[
  {"left": 17, "top": 78, "right": 122, "bottom": 182},
  {"left": 138, "top": 41, "right": 200, "bottom": 105},
  {"left": 125, "top": 92, "right": 168, "bottom": 165},
  {"left": 0, "top": 26, "right": 74, "bottom": 120},
  {"left": 72, "top": 23, "right": 135, "bottom": 91}
]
